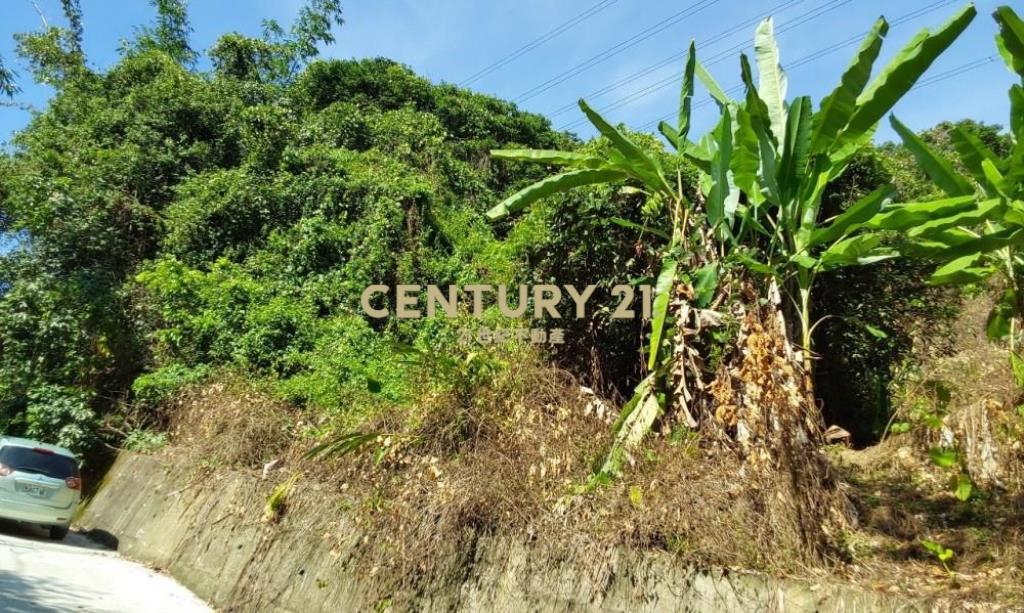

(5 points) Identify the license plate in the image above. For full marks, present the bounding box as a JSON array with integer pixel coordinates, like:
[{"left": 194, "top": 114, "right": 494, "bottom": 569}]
[{"left": 24, "top": 486, "right": 45, "bottom": 497}]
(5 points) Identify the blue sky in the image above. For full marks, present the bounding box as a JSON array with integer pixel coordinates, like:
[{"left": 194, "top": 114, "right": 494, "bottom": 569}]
[{"left": 0, "top": 0, "right": 1014, "bottom": 147}]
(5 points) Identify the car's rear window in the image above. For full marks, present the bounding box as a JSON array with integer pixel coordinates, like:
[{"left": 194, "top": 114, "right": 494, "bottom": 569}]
[{"left": 0, "top": 446, "right": 79, "bottom": 479}]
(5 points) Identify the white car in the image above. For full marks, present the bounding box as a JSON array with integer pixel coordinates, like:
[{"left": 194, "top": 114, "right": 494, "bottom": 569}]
[{"left": 0, "top": 437, "right": 82, "bottom": 540}]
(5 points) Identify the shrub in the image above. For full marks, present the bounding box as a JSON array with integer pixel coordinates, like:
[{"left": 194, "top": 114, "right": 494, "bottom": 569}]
[
  {"left": 131, "top": 363, "right": 210, "bottom": 409},
  {"left": 24, "top": 384, "right": 96, "bottom": 454}
]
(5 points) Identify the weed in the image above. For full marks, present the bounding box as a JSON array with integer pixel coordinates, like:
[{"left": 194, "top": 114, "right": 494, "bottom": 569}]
[
  {"left": 264, "top": 474, "right": 299, "bottom": 523},
  {"left": 921, "top": 538, "right": 955, "bottom": 574}
]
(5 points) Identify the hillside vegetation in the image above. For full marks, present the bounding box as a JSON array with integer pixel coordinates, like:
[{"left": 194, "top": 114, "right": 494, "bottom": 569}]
[{"left": 0, "top": 0, "right": 1022, "bottom": 606}]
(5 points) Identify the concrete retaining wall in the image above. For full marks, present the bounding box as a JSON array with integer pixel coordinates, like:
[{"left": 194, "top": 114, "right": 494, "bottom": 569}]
[{"left": 78, "top": 452, "right": 927, "bottom": 612}]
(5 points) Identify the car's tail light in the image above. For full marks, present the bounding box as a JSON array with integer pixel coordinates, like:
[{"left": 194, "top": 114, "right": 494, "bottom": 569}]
[
  {"left": 65, "top": 476, "right": 82, "bottom": 490},
  {"left": 0, "top": 463, "right": 10, "bottom": 477}
]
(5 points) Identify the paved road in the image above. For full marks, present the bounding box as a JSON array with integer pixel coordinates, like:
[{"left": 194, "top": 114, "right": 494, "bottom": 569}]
[{"left": 0, "top": 522, "right": 210, "bottom": 613}]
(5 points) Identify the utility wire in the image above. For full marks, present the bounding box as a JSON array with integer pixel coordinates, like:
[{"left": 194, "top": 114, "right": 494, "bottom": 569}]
[
  {"left": 559, "top": 0, "right": 866, "bottom": 131},
  {"left": 514, "top": 0, "right": 722, "bottom": 104},
  {"left": 639, "top": 53, "right": 997, "bottom": 134},
  {"left": 546, "top": 0, "right": 804, "bottom": 120},
  {"left": 911, "top": 55, "right": 998, "bottom": 90},
  {"left": 459, "top": 0, "right": 618, "bottom": 87},
  {"left": 627, "top": 0, "right": 962, "bottom": 134}
]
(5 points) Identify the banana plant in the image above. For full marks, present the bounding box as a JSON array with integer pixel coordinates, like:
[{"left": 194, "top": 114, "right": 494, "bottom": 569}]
[
  {"left": 882, "top": 5, "right": 1024, "bottom": 381},
  {"left": 487, "top": 91, "right": 696, "bottom": 473},
  {"left": 671, "top": 5, "right": 977, "bottom": 370},
  {"left": 484, "top": 4, "right": 977, "bottom": 472}
]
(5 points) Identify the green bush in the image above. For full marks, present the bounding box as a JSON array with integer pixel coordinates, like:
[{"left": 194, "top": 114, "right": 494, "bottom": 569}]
[
  {"left": 131, "top": 363, "right": 209, "bottom": 409},
  {"left": 24, "top": 384, "right": 96, "bottom": 454}
]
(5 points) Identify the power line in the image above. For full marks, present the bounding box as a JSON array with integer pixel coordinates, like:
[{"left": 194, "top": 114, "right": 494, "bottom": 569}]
[
  {"left": 546, "top": 0, "right": 804, "bottom": 120},
  {"left": 638, "top": 53, "right": 996, "bottom": 134},
  {"left": 911, "top": 55, "right": 998, "bottom": 90},
  {"left": 627, "top": 0, "right": 962, "bottom": 134},
  {"left": 459, "top": 0, "right": 619, "bottom": 87},
  {"left": 514, "top": 0, "right": 722, "bottom": 104},
  {"left": 560, "top": 0, "right": 858, "bottom": 131}
]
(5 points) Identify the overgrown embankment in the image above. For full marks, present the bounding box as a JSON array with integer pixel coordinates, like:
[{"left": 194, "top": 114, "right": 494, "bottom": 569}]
[
  {"left": 76, "top": 347, "right": 1023, "bottom": 610},
  {"left": 79, "top": 451, "right": 923, "bottom": 612}
]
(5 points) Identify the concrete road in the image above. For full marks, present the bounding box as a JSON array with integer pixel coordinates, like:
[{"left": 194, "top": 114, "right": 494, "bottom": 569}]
[{"left": 0, "top": 521, "right": 210, "bottom": 613}]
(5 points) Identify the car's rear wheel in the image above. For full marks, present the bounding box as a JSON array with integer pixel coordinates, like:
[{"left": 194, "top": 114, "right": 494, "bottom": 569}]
[{"left": 48, "top": 525, "right": 69, "bottom": 540}]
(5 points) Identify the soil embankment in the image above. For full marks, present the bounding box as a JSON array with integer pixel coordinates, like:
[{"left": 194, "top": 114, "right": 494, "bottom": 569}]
[{"left": 78, "top": 451, "right": 926, "bottom": 612}]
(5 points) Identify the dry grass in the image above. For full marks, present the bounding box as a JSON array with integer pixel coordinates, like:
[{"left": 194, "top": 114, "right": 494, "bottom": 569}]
[
  {"left": 832, "top": 440, "right": 1024, "bottom": 606},
  {"left": 167, "top": 374, "right": 296, "bottom": 470},
  {"left": 150, "top": 294, "right": 1024, "bottom": 606},
  {"left": 157, "top": 353, "right": 836, "bottom": 600},
  {"left": 828, "top": 291, "right": 1024, "bottom": 606}
]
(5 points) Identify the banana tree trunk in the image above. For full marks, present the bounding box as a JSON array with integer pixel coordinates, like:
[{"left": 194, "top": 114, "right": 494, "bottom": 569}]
[{"left": 670, "top": 278, "right": 851, "bottom": 560}]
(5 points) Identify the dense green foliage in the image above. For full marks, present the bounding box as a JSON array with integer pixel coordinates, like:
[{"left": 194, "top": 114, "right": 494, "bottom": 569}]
[
  {"left": 0, "top": 2, "right": 568, "bottom": 453},
  {"left": 883, "top": 7, "right": 1024, "bottom": 384},
  {"left": 485, "top": 5, "right": 982, "bottom": 465},
  {"left": 0, "top": 0, "right": 1016, "bottom": 465}
]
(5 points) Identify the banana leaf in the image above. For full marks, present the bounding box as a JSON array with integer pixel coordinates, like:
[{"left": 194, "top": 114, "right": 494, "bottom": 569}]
[
  {"left": 707, "top": 108, "right": 734, "bottom": 229},
  {"left": 490, "top": 149, "right": 604, "bottom": 168},
  {"left": 908, "top": 198, "right": 1004, "bottom": 238},
  {"left": 836, "top": 5, "right": 977, "bottom": 152},
  {"left": 809, "top": 185, "right": 893, "bottom": 247},
  {"left": 647, "top": 257, "right": 679, "bottom": 370},
  {"left": 995, "top": 5, "right": 1024, "bottom": 78},
  {"left": 811, "top": 16, "right": 889, "bottom": 154},
  {"left": 818, "top": 233, "right": 895, "bottom": 269},
  {"left": 754, "top": 17, "right": 788, "bottom": 143},
  {"left": 486, "top": 168, "right": 627, "bottom": 220},
  {"left": 695, "top": 60, "right": 732, "bottom": 108},
  {"left": 890, "top": 115, "right": 973, "bottom": 197},
  {"left": 578, "top": 99, "right": 669, "bottom": 193},
  {"left": 866, "top": 194, "right": 977, "bottom": 231},
  {"left": 678, "top": 40, "right": 697, "bottom": 141},
  {"left": 950, "top": 125, "right": 1007, "bottom": 190}
]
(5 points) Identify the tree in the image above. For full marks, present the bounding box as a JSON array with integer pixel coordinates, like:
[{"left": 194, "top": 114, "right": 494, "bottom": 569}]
[
  {"left": 127, "top": 0, "right": 197, "bottom": 65},
  {"left": 0, "top": 54, "right": 18, "bottom": 98},
  {"left": 211, "top": 0, "right": 344, "bottom": 84},
  {"left": 883, "top": 5, "right": 1024, "bottom": 382},
  {"left": 485, "top": 5, "right": 976, "bottom": 557},
  {"left": 487, "top": 5, "right": 976, "bottom": 466}
]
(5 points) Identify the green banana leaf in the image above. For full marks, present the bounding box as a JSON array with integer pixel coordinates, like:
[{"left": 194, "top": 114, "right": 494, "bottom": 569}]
[
  {"left": 578, "top": 99, "right": 669, "bottom": 193},
  {"left": 836, "top": 5, "right": 977, "bottom": 152},
  {"left": 754, "top": 17, "right": 788, "bottom": 143},
  {"left": 778, "top": 96, "right": 812, "bottom": 209},
  {"left": 995, "top": 5, "right": 1024, "bottom": 78},
  {"left": 1010, "top": 84, "right": 1023, "bottom": 137},
  {"left": 739, "top": 54, "right": 776, "bottom": 147},
  {"left": 809, "top": 185, "right": 893, "bottom": 247},
  {"left": 950, "top": 125, "right": 1007, "bottom": 191},
  {"left": 695, "top": 60, "right": 732, "bottom": 108},
  {"left": 908, "top": 198, "right": 1004, "bottom": 238},
  {"left": 678, "top": 40, "right": 697, "bottom": 141},
  {"left": 707, "top": 108, "right": 734, "bottom": 229},
  {"left": 659, "top": 121, "right": 681, "bottom": 150},
  {"left": 490, "top": 149, "right": 604, "bottom": 168},
  {"left": 890, "top": 115, "right": 974, "bottom": 197},
  {"left": 981, "top": 159, "right": 1010, "bottom": 198},
  {"left": 928, "top": 253, "right": 996, "bottom": 285},
  {"left": 866, "top": 194, "right": 977, "bottom": 231},
  {"left": 818, "top": 233, "right": 895, "bottom": 269},
  {"left": 648, "top": 257, "right": 678, "bottom": 371},
  {"left": 927, "top": 226, "right": 1024, "bottom": 261},
  {"left": 486, "top": 168, "right": 627, "bottom": 220},
  {"left": 811, "top": 16, "right": 889, "bottom": 154}
]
